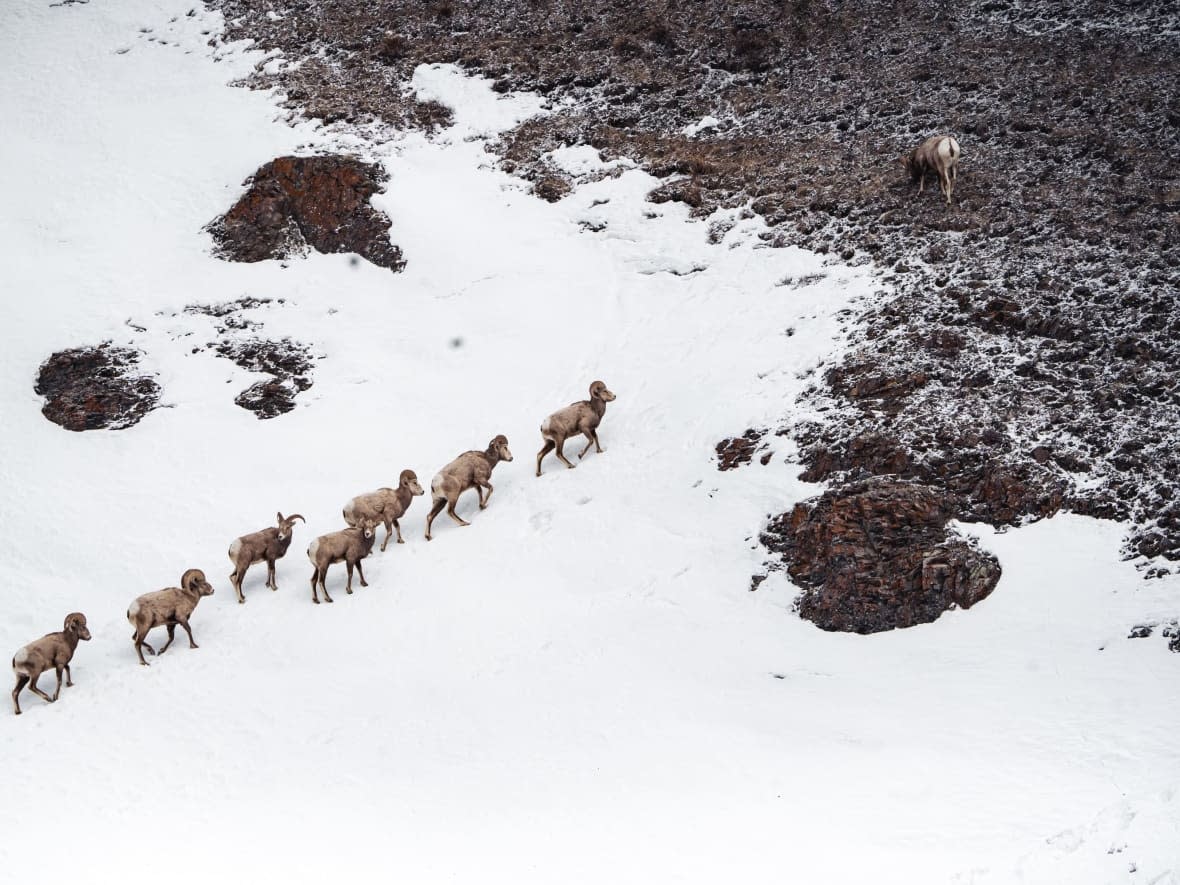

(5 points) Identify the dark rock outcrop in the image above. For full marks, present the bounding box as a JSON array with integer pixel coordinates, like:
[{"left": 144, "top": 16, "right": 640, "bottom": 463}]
[
  {"left": 716, "top": 429, "right": 766, "bottom": 471},
  {"left": 206, "top": 155, "right": 404, "bottom": 271},
  {"left": 212, "top": 337, "right": 315, "bottom": 420},
  {"left": 35, "top": 344, "right": 161, "bottom": 431},
  {"left": 761, "top": 478, "right": 1001, "bottom": 633}
]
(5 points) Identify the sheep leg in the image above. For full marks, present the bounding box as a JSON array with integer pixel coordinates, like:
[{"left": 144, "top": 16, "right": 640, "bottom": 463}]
[
  {"left": 917, "top": 171, "right": 925, "bottom": 195},
  {"left": 267, "top": 559, "right": 278, "bottom": 591},
  {"left": 177, "top": 617, "right": 199, "bottom": 649},
  {"left": 355, "top": 560, "right": 369, "bottom": 587},
  {"left": 344, "top": 562, "right": 356, "bottom": 594},
  {"left": 425, "top": 498, "right": 447, "bottom": 540},
  {"left": 134, "top": 632, "right": 156, "bottom": 666},
  {"left": 230, "top": 573, "right": 245, "bottom": 604},
  {"left": 64, "top": 663, "right": 73, "bottom": 688},
  {"left": 12, "top": 675, "right": 28, "bottom": 714},
  {"left": 554, "top": 438, "right": 576, "bottom": 470},
  {"left": 51, "top": 667, "right": 63, "bottom": 702},
  {"left": 380, "top": 520, "right": 392, "bottom": 553},
  {"left": 536, "top": 439, "right": 556, "bottom": 476},
  {"left": 578, "top": 430, "right": 603, "bottom": 459},
  {"left": 393, "top": 519, "right": 405, "bottom": 545},
  {"left": 27, "top": 674, "right": 53, "bottom": 705},
  {"left": 159, "top": 623, "right": 177, "bottom": 655},
  {"left": 446, "top": 497, "right": 470, "bottom": 527},
  {"left": 478, "top": 483, "right": 494, "bottom": 509}
]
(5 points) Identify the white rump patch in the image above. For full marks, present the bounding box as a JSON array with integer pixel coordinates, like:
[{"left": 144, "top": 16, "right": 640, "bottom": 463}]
[
  {"left": 228, "top": 539, "right": 242, "bottom": 561},
  {"left": 12, "top": 647, "right": 29, "bottom": 672},
  {"left": 307, "top": 539, "right": 320, "bottom": 563}
]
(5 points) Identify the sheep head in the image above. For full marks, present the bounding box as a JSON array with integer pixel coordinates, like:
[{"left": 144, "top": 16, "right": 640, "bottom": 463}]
[
  {"left": 181, "top": 569, "right": 215, "bottom": 597},
  {"left": 490, "top": 434, "right": 513, "bottom": 462},
  {"left": 277, "top": 512, "right": 305, "bottom": 539},
  {"left": 400, "top": 470, "right": 425, "bottom": 496},
  {"left": 64, "top": 612, "right": 91, "bottom": 642},
  {"left": 590, "top": 380, "right": 616, "bottom": 403}
]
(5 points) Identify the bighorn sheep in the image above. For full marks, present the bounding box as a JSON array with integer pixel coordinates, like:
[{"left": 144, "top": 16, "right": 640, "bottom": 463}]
[
  {"left": 343, "top": 470, "right": 424, "bottom": 552},
  {"left": 901, "top": 134, "right": 961, "bottom": 205},
  {"left": 11, "top": 613, "right": 91, "bottom": 715},
  {"left": 307, "top": 519, "right": 377, "bottom": 604},
  {"left": 425, "top": 435, "right": 514, "bottom": 540},
  {"left": 536, "top": 380, "right": 617, "bottom": 476},
  {"left": 228, "top": 511, "right": 305, "bottom": 604},
  {"left": 127, "top": 569, "right": 215, "bottom": 666}
]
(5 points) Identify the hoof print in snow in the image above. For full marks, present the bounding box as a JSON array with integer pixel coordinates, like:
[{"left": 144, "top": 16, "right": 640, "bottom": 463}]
[
  {"left": 35, "top": 344, "right": 161, "bottom": 432},
  {"left": 205, "top": 155, "right": 405, "bottom": 271},
  {"left": 213, "top": 337, "right": 315, "bottom": 420},
  {"left": 715, "top": 429, "right": 766, "bottom": 471},
  {"left": 761, "top": 477, "right": 1001, "bottom": 634}
]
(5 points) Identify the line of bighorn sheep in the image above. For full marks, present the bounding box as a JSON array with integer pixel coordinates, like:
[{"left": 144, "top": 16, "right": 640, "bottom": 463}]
[
  {"left": 11, "top": 380, "right": 617, "bottom": 714},
  {"left": 10, "top": 131, "right": 967, "bottom": 714}
]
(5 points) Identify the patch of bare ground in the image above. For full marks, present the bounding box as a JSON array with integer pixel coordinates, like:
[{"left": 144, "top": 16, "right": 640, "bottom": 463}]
[
  {"left": 205, "top": 155, "right": 404, "bottom": 271},
  {"left": 207, "top": 1, "right": 1180, "bottom": 618},
  {"left": 35, "top": 344, "right": 161, "bottom": 431}
]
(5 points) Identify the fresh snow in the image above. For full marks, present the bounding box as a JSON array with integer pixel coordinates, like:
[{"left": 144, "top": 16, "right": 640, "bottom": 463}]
[{"left": 1, "top": 2, "right": 1177, "bottom": 883}]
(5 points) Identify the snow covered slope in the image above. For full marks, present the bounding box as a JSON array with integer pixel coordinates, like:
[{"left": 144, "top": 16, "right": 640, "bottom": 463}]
[{"left": 0, "top": 2, "right": 1176, "bottom": 882}]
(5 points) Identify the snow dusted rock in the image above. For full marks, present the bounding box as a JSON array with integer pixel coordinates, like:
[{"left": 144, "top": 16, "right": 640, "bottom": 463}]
[
  {"left": 714, "top": 429, "right": 768, "bottom": 471},
  {"left": 213, "top": 337, "right": 314, "bottom": 420},
  {"left": 762, "top": 477, "right": 1001, "bottom": 633},
  {"left": 205, "top": 155, "right": 405, "bottom": 271},
  {"left": 34, "top": 344, "right": 161, "bottom": 431}
]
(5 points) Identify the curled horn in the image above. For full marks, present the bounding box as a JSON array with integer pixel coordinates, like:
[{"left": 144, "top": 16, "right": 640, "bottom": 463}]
[{"left": 286, "top": 514, "right": 306, "bottom": 524}]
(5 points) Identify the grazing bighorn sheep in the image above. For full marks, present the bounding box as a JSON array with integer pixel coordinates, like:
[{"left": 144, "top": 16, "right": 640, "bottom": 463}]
[
  {"left": 127, "top": 569, "right": 215, "bottom": 666},
  {"left": 901, "top": 134, "right": 961, "bottom": 205},
  {"left": 228, "top": 511, "right": 305, "bottom": 604},
  {"left": 307, "top": 519, "right": 378, "bottom": 604},
  {"left": 425, "top": 435, "right": 514, "bottom": 540},
  {"left": 536, "top": 380, "right": 617, "bottom": 476},
  {"left": 343, "top": 470, "right": 424, "bottom": 552},
  {"left": 11, "top": 613, "right": 91, "bottom": 715}
]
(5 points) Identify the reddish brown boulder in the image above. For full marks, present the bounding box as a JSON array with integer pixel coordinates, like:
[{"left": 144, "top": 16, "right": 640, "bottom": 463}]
[
  {"left": 716, "top": 429, "right": 766, "bottom": 470},
  {"left": 761, "top": 478, "right": 1001, "bottom": 633},
  {"left": 35, "top": 344, "right": 161, "bottom": 431},
  {"left": 205, "top": 155, "right": 404, "bottom": 271}
]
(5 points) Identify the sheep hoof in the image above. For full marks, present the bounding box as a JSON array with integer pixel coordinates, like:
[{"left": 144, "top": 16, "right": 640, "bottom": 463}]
[
  {"left": 325, "top": 597, "right": 334, "bottom": 604},
  {"left": 238, "top": 598, "right": 245, "bottom": 604},
  {"left": 312, "top": 598, "right": 320, "bottom": 605},
  {"left": 397, "top": 538, "right": 405, "bottom": 544}
]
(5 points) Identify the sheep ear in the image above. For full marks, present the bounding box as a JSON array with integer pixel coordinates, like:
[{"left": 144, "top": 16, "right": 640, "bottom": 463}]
[{"left": 277, "top": 511, "right": 284, "bottom": 523}]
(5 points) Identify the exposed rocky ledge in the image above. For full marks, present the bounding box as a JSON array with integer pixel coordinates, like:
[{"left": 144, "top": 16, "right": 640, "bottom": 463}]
[
  {"left": 761, "top": 478, "right": 1001, "bottom": 633},
  {"left": 205, "top": 155, "right": 405, "bottom": 271},
  {"left": 35, "top": 344, "right": 161, "bottom": 431}
]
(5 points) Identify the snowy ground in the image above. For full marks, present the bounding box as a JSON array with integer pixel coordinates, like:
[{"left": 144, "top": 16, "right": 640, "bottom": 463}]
[{"left": 1, "top": 2, "right": 1177, "bottom": 882}]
